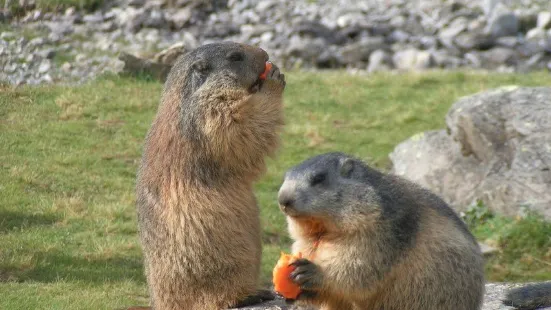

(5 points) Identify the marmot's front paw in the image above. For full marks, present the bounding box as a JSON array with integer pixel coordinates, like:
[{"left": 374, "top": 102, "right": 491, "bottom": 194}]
[
  {"left": 265, "top": 63, "right": 286, "bottom": 87},
  {"left": 289, "top": 258, "right": 322, "bottom": 300}
]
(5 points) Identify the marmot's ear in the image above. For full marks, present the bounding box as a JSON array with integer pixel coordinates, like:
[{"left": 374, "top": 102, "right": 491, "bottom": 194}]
[
  {"left": 340, "top": 158, "right": 354, "bottom": 178},
  {"left": 191, "top": 58, "right": 209, "bottom": 73}
]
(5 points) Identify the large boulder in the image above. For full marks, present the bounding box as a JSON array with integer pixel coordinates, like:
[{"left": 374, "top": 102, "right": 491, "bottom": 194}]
[{"left": 390, "top": 86, "right": 551, "bottom": 219}]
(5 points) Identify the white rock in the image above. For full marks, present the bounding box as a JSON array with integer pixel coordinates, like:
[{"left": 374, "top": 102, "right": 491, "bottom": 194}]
[
  {"left": 537, "top": 11, "right": 551, "bottom": 29},
  {"left": 38, "top": 60, "right": 51, "bottom": 73}
]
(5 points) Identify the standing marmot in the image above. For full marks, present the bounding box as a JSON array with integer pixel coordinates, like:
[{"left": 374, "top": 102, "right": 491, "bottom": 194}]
[
  {"left": 276, "top": 152, "right": 485, "bottom": 310},
  {"left": 136, "top": 42, "right": 286, "bottom": 310}
]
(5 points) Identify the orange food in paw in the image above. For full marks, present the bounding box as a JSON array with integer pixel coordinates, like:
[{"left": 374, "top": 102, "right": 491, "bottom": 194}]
[
  {"left": 272, "top": 252, "right": 302, "bottom": 299},
  {"left": 259, "top": 62, "right": 273, "bottom": 80}
]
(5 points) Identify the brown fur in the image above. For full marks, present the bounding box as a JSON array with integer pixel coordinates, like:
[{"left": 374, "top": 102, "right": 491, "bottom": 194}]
[
  {"left": 279, "top": 153, "right": 485, "bottom": 310},
  {"left": 136, "top": 42, "right": 285, "bottom": 310}
]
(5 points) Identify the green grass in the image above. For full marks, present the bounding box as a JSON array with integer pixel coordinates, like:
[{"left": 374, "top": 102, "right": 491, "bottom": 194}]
[
  {"left": 464, "top": 202, "right": 551, "bottom": 282},
  {"left": 1, "top": 70, "right": 550, "bottom": 309}
]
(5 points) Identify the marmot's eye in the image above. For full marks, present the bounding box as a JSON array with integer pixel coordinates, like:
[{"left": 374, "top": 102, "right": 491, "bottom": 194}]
[
  {"left": 227, "top": 51, "right": 244, "bottom": 62},
  {"left": 310, "top": 172, "right": 327, "bottom": 186},
  {"left": 192, "top": 59, "right": 209, "bottom": 73}
]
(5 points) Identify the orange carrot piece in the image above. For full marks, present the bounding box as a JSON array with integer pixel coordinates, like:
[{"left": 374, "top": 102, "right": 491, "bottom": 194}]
[
  {"left": 272, "top": 252, "right": 302, "bottom": 299},
  {"left": 259, "top": 62, "right": 273, "bottom": 80}
]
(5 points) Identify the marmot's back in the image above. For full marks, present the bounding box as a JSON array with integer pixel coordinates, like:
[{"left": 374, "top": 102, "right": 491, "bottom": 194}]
[{"left": 277, "top": 152, "right": 485, "bottom": 310}]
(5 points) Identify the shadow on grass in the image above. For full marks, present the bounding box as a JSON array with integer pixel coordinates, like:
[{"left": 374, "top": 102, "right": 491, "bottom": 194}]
[
  {"left": 0, "top": 211, "right": 60, "bottom": 233},
  {"left": 2, "top": 251, "right": 145, "bottom": 284}
]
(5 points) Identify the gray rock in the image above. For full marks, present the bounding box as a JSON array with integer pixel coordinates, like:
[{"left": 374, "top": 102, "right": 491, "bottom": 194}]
[
  {"left": 388, "top": 29, "right": 410, "bottom": 44},
  {"left": 392, "top": 48, "right": 434, "bottom": 70},
  {"left": 285, "top": 35, "right": 326, "bottom": 66},
  {"left": 478, "top": 242, "right": 498, "bottom": 256},
  {"left": 61, "top": 62, "right": 72, "bottom": 72},
  {"left": 118, "top": 52, "right": 172, "bottom": 81},
  {"left": 390, "top": 86, "right": 551, "bottom": 219},
  {"left": 152, "top": 42, "right": 189, "bottom": 65},
  {"left": 127, "top": 0, "right": 145, "bottom": 7},
  {"left": 367, "top": 49, "right": 392, "bottom": 72},
  {"left": 481, "top": 0, "right": 500, "bottom": 17},
  {"left": 143, "top": 9, "right": 166, "bottom": 29},
  {"left": 256, "top": 0, "right": 277, "bottom": 12},
  {"left": 38, "top": 48, "right": 56, "bottom": 59},
  {"left": 480, "top": 47, "right": 518, "bottom": 67},
  {"left": 228, "top": 283, "right": 551, "bottom": 310},
  {"left": 526, "top": 27, "right": 547, "bottom": 40},
  {"left": 82, "top": 12, "right": 104, "bottom": 24},
  {"left": 495, "top": 36, "right": 519, "bottom": 48},
  {"left": 455, "top": 31, "right": 495, "bottom": 50},
  {"left": 38, "top": 60, "right": 51, "bottom": 73},
  {"left": 486, "top": 5, "right": 519, "bottom": 38},
  {"left": 340, "top": 36, "right": 386, "bottom": 65},
  {"left": 170, "top": 8, "right": 192, "bottom": 29},
  {"left": 432, "top": 49, "right": 464, "bottom": 68},
  {"left": 438, "top": 16, "right": 469, "bottom": 49},
  {"left": 293, "top": 20, "right": 344, "bottom": 45},
  {"left": 537, "top": 11, "right": 551, "bottom": 29}
]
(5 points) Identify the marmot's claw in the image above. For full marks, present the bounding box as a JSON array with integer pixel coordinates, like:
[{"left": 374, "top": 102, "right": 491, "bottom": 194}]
[
  {"left": 289, "top": 258, "right": 321, "bottom": 290},
  {"left": 267, "top": 63, "right": 286, "bottom": 86}
]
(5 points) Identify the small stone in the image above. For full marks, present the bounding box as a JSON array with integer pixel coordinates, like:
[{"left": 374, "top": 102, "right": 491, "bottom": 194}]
[
  {"left": 464, "top": 52, "right": 482, "bottom": 68},
  {"left": 388, "top": 30, "right": 410, "bottom": 44},
  {"left": 340, "top": 36, "right": 386, "bottom": 65},
  {"left": 28, "top": 37, "right": 47, "bottom": 47},
  {"left": 455, "top": 32, "right": 495, "bottom": 50},
  {"left": 367, "top": 49, "right": 392, "bottom": 73},
  {"left": 99, "top": 21, "right": 117, "bottom": 32},
  {"left": 537, "top": 11, "right": 551, "bottom": 29},
  {"left": 438, "top": 17, "right": 468, "bottom": 48},
  {"left": 83, "top": 12, "right": 104, "bottom": 24},
  {"left": 170, "top": 8, "right": 192, "bottom": 29},
  {"left": 65, "top": 7, "right": 76, "bottom": 16},
  {"left": 419, "top": 36, "right": 438, "bottom": 49},
  {"left": 486, "top": 5, "right": 519, "bottom": 38},
  {"left": 478, "top": 242, "right": 498, "bottom": 256},
  {"left": 526, "top": 28, "right": 546, "bottom": 40},
  {"left": 41, "top": 74, "right": 53, "bottom": 83},
  {"left": 75, "top": 54, "right": 87, "bottom": 62},
  {"left": 432, "top": 49, "right": 463, "bottom": 68},
  {"left": 38, "top": 60, "right": 51, "bottom": 73},
  {"left": 5, "top": 63, "right": 17, "bottom": 73},
  {"left": 393, "top": 48, "right": 434, "bottom": 71},
  {"left": 495, "top": 36, "right": 519, "bottom": 48},
  {"left": 481, "top": 47, "right": 518, "bottom": 67},
  {"left": 61, "top": 62, "right": 72, "bottom": 72},
  {"left": 127, "top": 0, "right": 145, "bottom": 7},
  {"left": 256, "top": 0, "right": 277, "bottom": 12},
  {"left": 38, "top": 48, "right": 56, "bottom": 59},
  {"left": 260, "top": 32, "right": 274, "bottom": 43}
]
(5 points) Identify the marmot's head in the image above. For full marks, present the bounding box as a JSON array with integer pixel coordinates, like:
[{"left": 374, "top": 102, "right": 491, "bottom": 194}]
[
  {"left": 168, "top": 41, "right": 270, "bottom": 96},
  {"left": 278, "top": 152, "right": 383, "bottom": 235},
  {"left": 155, "top": 41, "right": 285, "bottom": 182}
]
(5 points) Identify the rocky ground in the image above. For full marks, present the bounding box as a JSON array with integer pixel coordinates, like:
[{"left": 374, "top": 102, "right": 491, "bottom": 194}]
[
  {"left": 228, "top": 283, "right": 551, "bottom": 310},
  {"left": 1, "top": 0, "right": 551, "bottom": 85}
]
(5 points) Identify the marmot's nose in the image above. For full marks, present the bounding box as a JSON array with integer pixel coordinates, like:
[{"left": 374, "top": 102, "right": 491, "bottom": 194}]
[{"left": 278, "top": 195, "right": 294, "bottom": 209}]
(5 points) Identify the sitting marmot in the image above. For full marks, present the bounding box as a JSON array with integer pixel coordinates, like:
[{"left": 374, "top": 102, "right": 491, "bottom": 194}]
[{"left": 277, "top": 152, "right": 485, "bottom": 310}]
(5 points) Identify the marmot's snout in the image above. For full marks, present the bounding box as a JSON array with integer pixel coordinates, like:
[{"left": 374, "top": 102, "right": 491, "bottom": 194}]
[{"left": 278, "top": 180, "right": 300, "bottom": 216}]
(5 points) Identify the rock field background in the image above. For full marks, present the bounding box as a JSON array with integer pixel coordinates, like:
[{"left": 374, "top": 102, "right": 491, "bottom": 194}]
[{"left": 1, "top": 0, "right": 551, "bottom": 85}]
